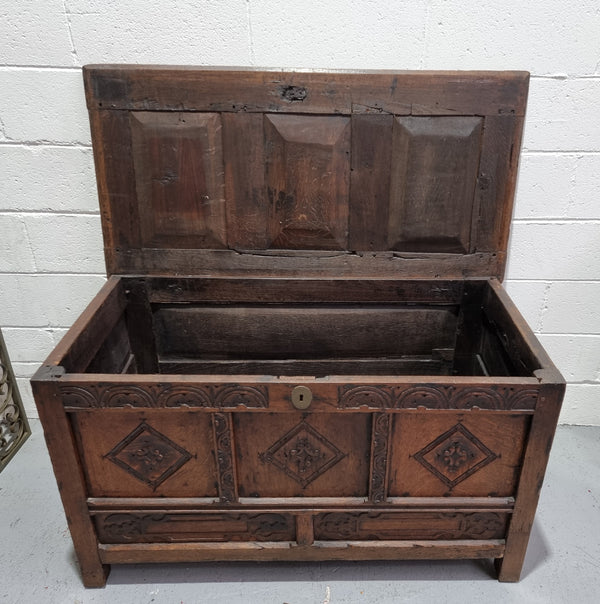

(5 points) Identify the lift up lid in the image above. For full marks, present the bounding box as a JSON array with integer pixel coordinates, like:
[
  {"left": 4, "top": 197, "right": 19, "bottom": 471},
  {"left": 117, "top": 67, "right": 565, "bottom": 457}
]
[{"left": 84, "top": 66, "right": 528, "bottom": 280}]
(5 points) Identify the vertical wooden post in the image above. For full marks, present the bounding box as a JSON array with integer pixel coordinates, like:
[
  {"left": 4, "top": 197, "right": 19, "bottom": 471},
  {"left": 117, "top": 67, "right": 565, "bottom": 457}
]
[
  {"left": 369, "top": 412, "right": 392, "bottom": 504},
  {"left": 212, "top": 412, "right": 238, "bottom": 503},
  {"left": 123, "top": 277, "right": 159, "bottom": 373},
  {"left": 496, "top": 380, "right": 565, "bottom": 581},
  {"left": 31, "top": 366, "right": 109, "bottom": 587},
  {"left": 295, "top": 513, "right": 315, "bottom": 546}
]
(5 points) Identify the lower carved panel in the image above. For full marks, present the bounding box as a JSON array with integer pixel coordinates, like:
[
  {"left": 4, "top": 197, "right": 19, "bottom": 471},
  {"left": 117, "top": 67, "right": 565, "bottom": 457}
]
[
  {"left": 95, "top": 512, "right": 295, "bottom": 543},
  {"left": 313, "top": 511, "right": 508, "bottom": 541}
]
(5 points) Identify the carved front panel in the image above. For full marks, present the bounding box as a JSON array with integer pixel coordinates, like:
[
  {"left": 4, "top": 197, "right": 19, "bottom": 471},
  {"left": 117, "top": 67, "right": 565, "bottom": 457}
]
[
  {"left": 130, "top": 112, "right": 226, "bottom": 248},
  {"left": 264, "top": 114, "right": 350, "bottom": 249},
  {"left": 388, "top": 413, "right": 530, "bottom": 497},
  {"left": 106, "top": 422, "right": 192, "bottom": 489},
  {"left": 71, "top": 411, "right": 218, "bottom": 497},
  {"left": 95, "top": 512, "right": 295, "bottom": 543},
  {"left": 259, "top": 421, "right": 346, "bottom": 488},
  {"left": 313, "top": 511, "right": 508, "bottom": 541},
  {"left": 235, "top": 414, "right": 370, "bottom": 498}
]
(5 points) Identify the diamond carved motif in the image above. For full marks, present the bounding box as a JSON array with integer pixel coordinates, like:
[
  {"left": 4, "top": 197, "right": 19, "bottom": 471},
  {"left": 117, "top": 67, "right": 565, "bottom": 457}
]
[
  {"left": 413, "top": 423, "right": 498, "bottom": 489},
  {"left": 259, "top": 421, "right": 345, "bottom": 488},
  {"left": 106, "top": 422, "right": 192, "bottom": 489}
]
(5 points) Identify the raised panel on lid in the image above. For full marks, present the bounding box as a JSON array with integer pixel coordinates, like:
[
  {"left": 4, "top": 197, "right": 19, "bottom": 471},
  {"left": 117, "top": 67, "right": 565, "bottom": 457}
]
[
  {"left": 264, "top": 114, "right": 350, "bottom": 250},
  {"left": 130, "top": 112, "right": 226, "bottom": 248},
  {"left": 86, "top": 69, "right": 528, "bottom": 278},
  {"left": 389, "top": 116, "right": 483, "bottom": 253}
]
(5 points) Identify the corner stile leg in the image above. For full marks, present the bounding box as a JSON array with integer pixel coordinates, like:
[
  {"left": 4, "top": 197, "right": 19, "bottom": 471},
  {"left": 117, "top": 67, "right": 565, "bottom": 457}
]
[
  {"left": 31, "top": 371, "right": 109, "bottom": 587},
  {"left": 497, "top": 383, "right": 565, "bottom": 582}
]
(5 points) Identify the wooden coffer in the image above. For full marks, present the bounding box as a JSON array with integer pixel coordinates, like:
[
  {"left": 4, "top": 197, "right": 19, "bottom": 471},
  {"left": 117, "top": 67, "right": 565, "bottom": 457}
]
[{"left": 32, "top": 67, "right": 565, "bottom": 587}]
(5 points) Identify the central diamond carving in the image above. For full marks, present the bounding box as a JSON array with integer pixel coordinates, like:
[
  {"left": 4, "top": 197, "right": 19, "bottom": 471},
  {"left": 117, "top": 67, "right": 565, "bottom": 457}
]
[
  {"left": 106, "top": 422, "right": 192, "bottom": 489},
  {"left": 413, "top": 423, "right": 498, "bottom": 489},
  {"left": 260, "top": 421, "right": 345, "bottom": 487}
]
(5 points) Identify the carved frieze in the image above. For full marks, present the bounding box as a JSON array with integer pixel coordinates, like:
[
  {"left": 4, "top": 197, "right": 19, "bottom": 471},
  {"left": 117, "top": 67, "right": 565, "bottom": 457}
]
[
  {"left": 98, "top": 512, "right": 295, "bottom": 543},
  {"left": 313, "top": 510, "right": 506, "bottom": 540},
  {"left": 339, "top": 384, "right": 538, "bottom": 411},
  {"left": 60, "top": 383, "right": 268, "bottom": 409}
]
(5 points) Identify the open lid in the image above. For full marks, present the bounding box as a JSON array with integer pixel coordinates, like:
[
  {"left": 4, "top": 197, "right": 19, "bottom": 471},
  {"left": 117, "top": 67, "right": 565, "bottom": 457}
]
[{"left": 84, "top": 66, "right": 528, "bottom": 279}]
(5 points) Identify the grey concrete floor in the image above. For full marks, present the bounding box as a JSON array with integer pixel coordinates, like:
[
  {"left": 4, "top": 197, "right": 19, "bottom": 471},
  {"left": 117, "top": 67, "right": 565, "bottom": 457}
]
[{"left": 1, "top": 421, "right": 598, "bottom": 604}]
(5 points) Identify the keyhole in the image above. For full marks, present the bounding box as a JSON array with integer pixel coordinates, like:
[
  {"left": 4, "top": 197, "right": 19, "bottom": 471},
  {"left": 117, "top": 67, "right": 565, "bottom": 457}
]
[{"left": 291, "top": 385, "right": 312, "bottom": 409}]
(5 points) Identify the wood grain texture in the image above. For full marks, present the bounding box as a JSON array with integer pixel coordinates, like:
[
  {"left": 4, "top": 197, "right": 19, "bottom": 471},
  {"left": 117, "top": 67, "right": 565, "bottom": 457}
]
[
  {"left": 84, "top": 67, "right": 529, "bottom": 116},
  {"left": 98, "top": 540, "right": 506, "bottom": 564},
  {"left": 212, "top": 413, "right": 238, "bottom": 503},
  {"left": 46, "top": 276, "right": 126, "bottom": 373},
  {"left": 221, "top": 113, "right": 267, "bottom": 248},
  {"left": 349, "top": 114, "right": 393, "bottom": 250},
  {"left": 71, "top": 411, "right": 218, "bottom": 498},
  {"left": 369, "top": 413, "right": 393, "bottom": 503},
  {"left": 265, "top": 114, "right": 350, "bottom": 249},
  {"left": 389, "top": 116, "right": 482, "bottom": 253},
  {"left": 153, "top": 305, "right": 458, "bottom": 360},
  {"left": 31, "top": 377, "right": 109, "bottom": 588},
  {"left": 84, "top": 67, "right": 528, "bottom": 280},
  {"left": 122, "top": 278, "right": 158, "bottom": 373},
  {"left": 388, "top": 413, "right": 530, "bottom": 498},
  {"left": 29, "top": 68, "right": 568, "bottom": 587},
  {"left": 234, "top": 414, "right": 370, "bottom": 498},
  {"left": 130, "top": 112, "right": 226, "bottom": 248},
  {"left": 58, "top": 378, "right": 542, "bottom": 413},
  {"left": 496, "top": 382, "right": 565, "bottom": 581}
]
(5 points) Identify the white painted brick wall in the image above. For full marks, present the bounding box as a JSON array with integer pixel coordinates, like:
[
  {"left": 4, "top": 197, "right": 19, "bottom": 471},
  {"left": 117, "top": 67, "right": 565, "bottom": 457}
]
[{"left": 0, "top": 1, "right": 598, "bottom": 424}]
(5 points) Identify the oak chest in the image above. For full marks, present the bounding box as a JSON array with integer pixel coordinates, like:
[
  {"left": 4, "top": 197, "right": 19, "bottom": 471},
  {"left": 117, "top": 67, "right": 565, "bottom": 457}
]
[{"left": 32, "top": 67, "right": 565, "bottom": 587}]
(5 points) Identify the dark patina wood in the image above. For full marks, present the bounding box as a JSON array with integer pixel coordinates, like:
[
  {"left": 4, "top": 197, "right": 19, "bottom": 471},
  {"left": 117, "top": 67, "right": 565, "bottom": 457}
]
[{"left": 31, "top": 67, "right": 564, "bottom": 587}]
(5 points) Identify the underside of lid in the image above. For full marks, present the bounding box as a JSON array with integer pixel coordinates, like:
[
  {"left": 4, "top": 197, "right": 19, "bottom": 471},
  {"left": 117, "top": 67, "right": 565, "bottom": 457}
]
[{"left": 84, "top": 66, "right": 529, "bottom": 279}]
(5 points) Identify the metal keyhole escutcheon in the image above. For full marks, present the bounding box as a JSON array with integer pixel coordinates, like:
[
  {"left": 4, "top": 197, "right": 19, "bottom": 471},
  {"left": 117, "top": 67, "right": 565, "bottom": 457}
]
[{"left": 291, "top": 385, "right": 313, "bottom": 410}]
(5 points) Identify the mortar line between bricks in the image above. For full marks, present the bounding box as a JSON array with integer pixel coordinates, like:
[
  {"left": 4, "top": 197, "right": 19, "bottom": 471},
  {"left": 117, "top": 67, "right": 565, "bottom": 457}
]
[
  {"left": 419, "top": 0, "right": 432, "bottom": 68},
  {"left": 0, "top": 68, "right": 596, "bottom": 77},
  {"left": 0, "top": 142, "right": 92, "bottom": 149},
  {"left": 530, "top": 74, "right": 600, "bottom": 80},
  {"left": 0, "top": 65, "right": 81, "bottom": 71},
  {"left": 506, "top": 279, "right": 600, "bottom": 283},
  {"left": 0, "top": 272, "right": 106, "bottom": 277},
  {"left": 512, "top": 219, "right": 600, "bottom": 224},
  {"left": 3, "top": 212, "right": 599, "bottom": 222},
  {"left": 523, "top": 150, "right": 600, "bottom": 156},
  {"left": 2, "top": 272, "right": 597, "bottom": 282},
  {"left": 537, "top": 334, "right": 600, "bottom": 338},
  {"left": 0, "top": 324, "right": 78, "bottom": 329},
  {"left": 62, "top": 0, "right": 80, "bottom": 66},
  {"left": 2, "top": 327, "right": 69, "bottom": 332},
  {"left": 0, "top": 211, "right": 99, "bottom": 216},
  {"left": 19, "top": 216, "right": 38, "bottom": 272},
  {"left": 245, "top": 1, "right": 256, "bottom": 66}
]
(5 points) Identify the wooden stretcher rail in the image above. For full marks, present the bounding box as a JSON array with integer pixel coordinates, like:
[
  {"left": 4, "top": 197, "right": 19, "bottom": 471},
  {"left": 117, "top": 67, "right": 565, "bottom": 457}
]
[{"left": 99, "top": 540, "right": 507, "bottom": 564}]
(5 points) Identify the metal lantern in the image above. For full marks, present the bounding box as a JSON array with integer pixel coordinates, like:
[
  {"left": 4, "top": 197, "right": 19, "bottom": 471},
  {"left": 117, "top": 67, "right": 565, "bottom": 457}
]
[{"left": 0, "top": 328, "right": 31, "bottom": 472}]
